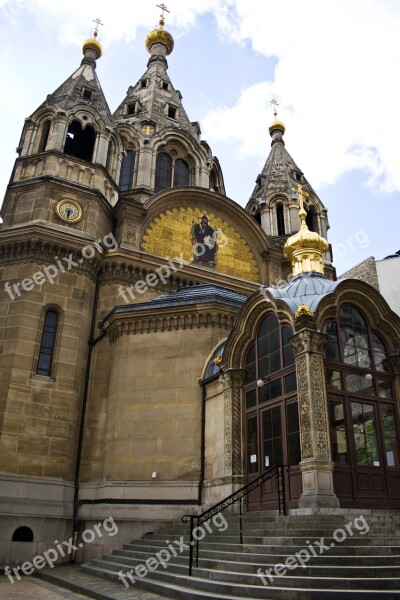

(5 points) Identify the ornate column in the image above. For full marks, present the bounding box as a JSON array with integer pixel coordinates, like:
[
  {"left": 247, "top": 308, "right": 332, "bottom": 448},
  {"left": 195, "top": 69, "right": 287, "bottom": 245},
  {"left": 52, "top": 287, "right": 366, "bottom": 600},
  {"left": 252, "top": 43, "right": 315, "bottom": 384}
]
[
  {"left": 290, "top": 311, "right": 339, "bottom": 508},
  {"left": 219, "top": 369, "right": 245, "bottom": 481}
]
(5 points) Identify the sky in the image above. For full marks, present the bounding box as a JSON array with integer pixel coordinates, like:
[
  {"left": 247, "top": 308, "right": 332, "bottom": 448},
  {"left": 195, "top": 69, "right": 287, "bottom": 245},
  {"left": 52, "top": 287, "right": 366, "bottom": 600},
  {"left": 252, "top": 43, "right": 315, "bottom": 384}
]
[{"left": 1, "top": 0, "right": 399, "bottom": 276}]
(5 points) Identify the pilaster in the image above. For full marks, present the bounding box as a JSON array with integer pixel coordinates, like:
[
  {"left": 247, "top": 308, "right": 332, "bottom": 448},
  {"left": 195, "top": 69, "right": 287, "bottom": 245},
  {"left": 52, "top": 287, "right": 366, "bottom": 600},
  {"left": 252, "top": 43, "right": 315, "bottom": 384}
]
[
  {"left": 219, "top": 369, "right": 245, "bottom": 478},
  {"left": 290, "top": 316, "right": 339, "bottom": 508}
]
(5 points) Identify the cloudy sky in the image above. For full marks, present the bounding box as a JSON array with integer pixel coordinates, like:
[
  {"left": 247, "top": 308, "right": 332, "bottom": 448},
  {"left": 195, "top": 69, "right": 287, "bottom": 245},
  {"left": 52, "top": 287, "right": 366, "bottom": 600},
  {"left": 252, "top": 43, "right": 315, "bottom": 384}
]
[{"left": 1, "top": 0, "right": 399, "bottom": 275}]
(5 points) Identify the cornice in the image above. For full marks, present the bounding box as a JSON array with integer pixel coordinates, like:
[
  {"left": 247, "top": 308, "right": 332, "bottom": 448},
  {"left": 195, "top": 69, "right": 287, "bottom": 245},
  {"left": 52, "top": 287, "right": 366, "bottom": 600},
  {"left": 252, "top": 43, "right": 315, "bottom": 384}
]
[{"left": 104, "top": 302, "right": 239, "bottom": 342}]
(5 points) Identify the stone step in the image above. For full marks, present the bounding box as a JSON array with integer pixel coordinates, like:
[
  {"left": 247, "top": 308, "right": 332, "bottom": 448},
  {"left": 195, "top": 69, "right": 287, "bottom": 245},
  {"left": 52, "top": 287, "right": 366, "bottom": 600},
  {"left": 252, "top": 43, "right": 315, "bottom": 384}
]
[
  {"left": 82, "top": 562, "right": 400, "bottom": 599},
  {"left": 142, "top": 533, "right": 398, "bottom": 546},
  {"left": 111, "top": 548, "right": 400, "bottom": 571},
  {"left": 89, "top": 557, "right": 400, "bottom": 590},
  {"left": 124, "top": 539, "right": 400, "bottom": 554}
]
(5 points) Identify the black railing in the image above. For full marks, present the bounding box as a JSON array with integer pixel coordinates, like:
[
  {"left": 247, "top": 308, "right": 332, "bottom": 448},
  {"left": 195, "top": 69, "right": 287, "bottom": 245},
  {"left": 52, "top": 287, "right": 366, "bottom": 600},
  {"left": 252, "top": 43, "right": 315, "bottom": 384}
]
[{"left": 182, "top": 464, "right": 289, "bottom": 575}]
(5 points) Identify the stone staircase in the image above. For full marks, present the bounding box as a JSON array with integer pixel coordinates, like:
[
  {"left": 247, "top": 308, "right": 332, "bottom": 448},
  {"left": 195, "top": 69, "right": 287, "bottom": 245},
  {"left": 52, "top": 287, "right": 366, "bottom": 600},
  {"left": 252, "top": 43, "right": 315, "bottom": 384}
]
[{"left": 41, "top": 511, "right": 400, "bottom": 599}]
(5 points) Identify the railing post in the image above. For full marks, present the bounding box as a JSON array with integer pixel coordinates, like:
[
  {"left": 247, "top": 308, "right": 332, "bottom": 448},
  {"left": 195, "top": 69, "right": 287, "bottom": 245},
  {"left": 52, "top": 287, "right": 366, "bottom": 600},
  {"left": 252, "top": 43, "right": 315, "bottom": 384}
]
[
  {"left": 188, "top": 516, "right": 194, "bottom": 576},
  {"left": 239, "top": 499, "right": 243, "bottom": 545}
]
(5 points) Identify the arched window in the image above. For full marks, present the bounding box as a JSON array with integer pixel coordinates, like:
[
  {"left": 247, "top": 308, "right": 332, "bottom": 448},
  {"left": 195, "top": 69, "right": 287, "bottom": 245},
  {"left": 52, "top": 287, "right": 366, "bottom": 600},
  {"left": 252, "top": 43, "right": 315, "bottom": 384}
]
[
  {"left": 37, "top": 309, "right": 58, "bottom": 376},
  {"left": 64, "top": 120, "right": 95, "bottom": 162},
  {"left": 119, "top": 150, "right": 135, "bottom": 191},
  {"left": 323, "top": 303, "right": 399, "bottom": 494},
  {"left": 173, "top": 159, "right": 189, "bottom": 187},
  {"left": 244, "top": 314, "right": 299, "bottom": 486},
  {"left": 305, "top": 205, "right": 318, "bottom": 232},
  {"left": 203, "top": 341, "right": 225, "bottom": 380},
  {"left": 38, "top": 120, "right": 51, "bottom": 153},
  {"left": 155, "top": 152, "right": 190, "bottom": 192},
  {"left": 276, "top": 204, "right": 285, "bottom": 235},
  {"left": 209, "top": 168, "right": 219, "bottom": 193},
  {"left": 155, "top": 152, "right": 172, "bottom": 192},
  {"left": 12, "top": 526, "right": 34, "bottom": 542}
]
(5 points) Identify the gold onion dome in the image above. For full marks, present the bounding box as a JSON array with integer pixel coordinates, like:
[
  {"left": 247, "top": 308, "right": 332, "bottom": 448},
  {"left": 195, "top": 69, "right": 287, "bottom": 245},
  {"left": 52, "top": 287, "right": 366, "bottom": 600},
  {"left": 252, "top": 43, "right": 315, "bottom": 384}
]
[
  {"left": 145, "top": 17, "right": 174, "bottom": 55},
  {"left": 269, "top": 120, "right": 285, "bottom": 134},
  {"left": 284, "top": 189, "right": 329, "bottom": 276},
  {"left": 82, "top": 32, "right": 102, "bottom": 58}
]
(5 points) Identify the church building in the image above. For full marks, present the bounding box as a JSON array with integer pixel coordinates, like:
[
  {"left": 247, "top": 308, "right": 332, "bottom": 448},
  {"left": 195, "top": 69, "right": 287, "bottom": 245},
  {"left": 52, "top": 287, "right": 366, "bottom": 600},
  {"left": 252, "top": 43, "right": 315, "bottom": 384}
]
[{"left": 1, "top": 14, "right": 399, "bottom": 564}]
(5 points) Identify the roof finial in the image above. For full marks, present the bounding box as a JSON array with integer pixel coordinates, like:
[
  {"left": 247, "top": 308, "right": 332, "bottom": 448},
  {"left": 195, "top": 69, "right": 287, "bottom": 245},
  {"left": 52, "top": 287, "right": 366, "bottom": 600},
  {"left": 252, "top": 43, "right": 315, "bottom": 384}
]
[
  {"left": 157, "top": 3, "right": 170, "bottom": 27},
  {"left": 271, "top": 98, "right": 279, "bottom": 121},
  {"left": 292, "top": 183, "right": 309, "bottom": 225},
  {"left": 284, "top": 183, "right": 329, "bottom": 276},
  {"left": 146, "top": 4, "right": 174, "bottom": 56},
  {"left": 92, "top": 17, "right": 103, "bottom": 38},
  {"left": 82, "top": 18, "right": 103, "bottom": 61}
]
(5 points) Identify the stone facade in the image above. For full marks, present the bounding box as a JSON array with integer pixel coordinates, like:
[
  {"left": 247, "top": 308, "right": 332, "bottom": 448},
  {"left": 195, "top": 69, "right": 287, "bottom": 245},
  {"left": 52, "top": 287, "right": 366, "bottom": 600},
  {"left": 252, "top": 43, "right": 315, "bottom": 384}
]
[{"left": 1, "top": 25, "right": 400, "bottom": 567}]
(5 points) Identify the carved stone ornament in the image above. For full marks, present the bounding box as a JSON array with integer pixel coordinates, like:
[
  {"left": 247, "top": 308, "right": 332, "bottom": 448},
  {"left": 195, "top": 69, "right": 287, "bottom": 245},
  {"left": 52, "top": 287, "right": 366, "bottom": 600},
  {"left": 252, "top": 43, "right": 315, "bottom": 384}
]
[{"left": 294, "top": 303, "right": 315, "bottom": 318}]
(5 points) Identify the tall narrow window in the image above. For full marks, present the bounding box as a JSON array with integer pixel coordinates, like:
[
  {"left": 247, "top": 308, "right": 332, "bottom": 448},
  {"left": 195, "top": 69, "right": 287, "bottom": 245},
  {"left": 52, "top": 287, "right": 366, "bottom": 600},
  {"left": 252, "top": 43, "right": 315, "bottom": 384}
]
[
  {"left": 119, "top": 151, "right": 135, "bottom": 191},
  {"left": 173, "top": 159, "right": 189, "bottom": 187},
  {"left": 155, "top": 152, "right": 172, "bottom": 192},
  {"left": 64, "top": 120, "right": 95, "bottom": 162},
  {"left": 276, "top": 204, "right": 285, "bottom": 235},
  {"left": 38, "top": 120, "right": 51, "bottom": 153},
  {"left": 37, "top": 310, "right": 58, "bottom": 376}
]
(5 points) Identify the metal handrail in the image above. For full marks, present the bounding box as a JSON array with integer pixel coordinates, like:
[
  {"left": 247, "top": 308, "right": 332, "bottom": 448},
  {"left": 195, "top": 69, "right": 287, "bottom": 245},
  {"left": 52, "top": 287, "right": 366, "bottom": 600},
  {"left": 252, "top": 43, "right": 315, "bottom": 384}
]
[{"left": 182, "top": 464, "right": 289, "bottom": 575}]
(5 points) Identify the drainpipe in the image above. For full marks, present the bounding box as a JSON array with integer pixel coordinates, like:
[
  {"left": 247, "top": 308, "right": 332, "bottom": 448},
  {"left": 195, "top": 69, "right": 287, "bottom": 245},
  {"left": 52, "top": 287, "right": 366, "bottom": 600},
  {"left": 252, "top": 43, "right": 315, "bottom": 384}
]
[
  {"left": 71, "top": 267, "right": 104, "bottom": 562},
  {"left": 198, "top": 382, "right": 206, "bottom": 506}
]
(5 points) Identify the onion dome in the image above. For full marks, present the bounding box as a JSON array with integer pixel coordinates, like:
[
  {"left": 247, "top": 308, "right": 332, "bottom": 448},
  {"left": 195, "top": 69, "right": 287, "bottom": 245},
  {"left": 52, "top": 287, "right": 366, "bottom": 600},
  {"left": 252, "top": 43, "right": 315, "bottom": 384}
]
[
  {"left": 145, "top": 17, "right": 174, "bottom": 56},
  {"left": 284, "top": 185, "right": 329, "bottom": 276}
]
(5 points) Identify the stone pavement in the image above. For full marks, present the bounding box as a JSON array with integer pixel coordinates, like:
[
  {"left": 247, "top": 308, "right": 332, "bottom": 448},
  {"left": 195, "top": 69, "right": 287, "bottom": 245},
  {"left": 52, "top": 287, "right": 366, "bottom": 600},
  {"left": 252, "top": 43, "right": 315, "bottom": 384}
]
[{"left": 0, "top": 566, "right": 168, "bottom": 600}]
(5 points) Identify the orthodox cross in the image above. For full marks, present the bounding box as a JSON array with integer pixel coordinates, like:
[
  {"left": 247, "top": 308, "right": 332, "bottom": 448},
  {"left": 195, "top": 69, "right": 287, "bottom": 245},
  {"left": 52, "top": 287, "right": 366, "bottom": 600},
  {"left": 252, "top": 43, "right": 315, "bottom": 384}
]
[
  {"left": 157, "top": 3, "right": 170, "bottom": 18},
  {"left": 271, "top": 98, "right": 279, "bottom": 120},
  {"left": 93, "top": 18, "right": 103, "bottom": 37},
  {"left": 292, "top": 184, "right": 309, "bottom": 212}
]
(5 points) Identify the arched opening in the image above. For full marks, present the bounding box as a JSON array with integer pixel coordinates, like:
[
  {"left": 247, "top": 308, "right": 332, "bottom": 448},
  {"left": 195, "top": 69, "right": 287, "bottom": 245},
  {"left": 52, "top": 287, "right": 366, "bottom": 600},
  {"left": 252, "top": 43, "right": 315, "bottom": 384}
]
[
  {"left": 276, "top": 203, "right": 285, "bottom": 235},
  {"left": 305, "top": 205, "right": 318, "bottom": 232},
  {"left": 12, "top": 526, "right": 34, "bottom": 542},
  {"left": 323, "top": 303, "right": 400, "bottom": 507},
  {"left": 155, "top": 152, "right": 191, "bottom": 192},
  {"left": 119, "top": 150, "right": 135, "bottom": 191},
  {"left": 173, "top": 159, "right": 189, "bottom": 187},
  {"left": 244, "top": 314, "right": 301, "bottom": 510},
  {"left": 155, "top": 152, "right": 172, "bottom": 192},
  {"left": 64, "top": 120, "right": 96, "bottom": 162},
  {"left": 38, "top": 120, "right": 51, "bottom": 153},
  {"left": 37, "top": 309, "right": 59, "bottom": 377},
  {"left": 209, "top": 168, "right": 219, "bottom": 193}
]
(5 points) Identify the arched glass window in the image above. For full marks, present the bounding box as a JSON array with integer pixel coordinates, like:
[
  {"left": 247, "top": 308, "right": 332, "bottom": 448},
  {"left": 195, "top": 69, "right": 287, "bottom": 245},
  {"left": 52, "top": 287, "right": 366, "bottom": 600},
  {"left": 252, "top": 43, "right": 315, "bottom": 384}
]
[
  {"left": 276, "top": 204, "right": 285, "bottom": 235},
  {"left": 155, "top": 152, "right": 172, "bottom": 192},
  {"left": 64, "top": 120, "right": 95, "bottom": 162},
  {"left": 203, "top": 341, "right": 225, "bottom": 380},
  {"left": 323, "top": 305, "right": 399, "bottom": 507},
  {"left": 119, "top": 150, "right": 135, "bottom": 191},
  {"left": 173, "top": 159, "right": 189, "bottom": 187},
  {"left": 38, "top": 120, "right": 51, "bottom": 153},
  {"left": 37, "top": 310, "right": 58, "bottom": 376},
  {"left": 244, "top": 315, "right": 299, "bottom": 482},
  {"left": 155, "top": 152, "right": 190, "bottom": 192}
]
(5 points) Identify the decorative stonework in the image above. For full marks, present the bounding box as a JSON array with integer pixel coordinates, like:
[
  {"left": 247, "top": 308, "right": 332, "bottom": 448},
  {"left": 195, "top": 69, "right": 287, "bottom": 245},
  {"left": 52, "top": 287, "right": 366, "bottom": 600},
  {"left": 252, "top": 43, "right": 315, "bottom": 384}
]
[
  {"left": 220, "top": 369, "right": 245, "bottom": 477},
  {"left": 290, "top": 326, "right": 339, "bottom": 508}
]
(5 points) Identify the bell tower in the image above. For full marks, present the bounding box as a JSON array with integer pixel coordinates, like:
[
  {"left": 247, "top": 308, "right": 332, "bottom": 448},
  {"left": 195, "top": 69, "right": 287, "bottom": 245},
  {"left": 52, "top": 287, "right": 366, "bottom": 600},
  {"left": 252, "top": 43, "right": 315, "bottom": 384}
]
[{"left": 246, "top": 103, "right": 334, "bottom": 280}]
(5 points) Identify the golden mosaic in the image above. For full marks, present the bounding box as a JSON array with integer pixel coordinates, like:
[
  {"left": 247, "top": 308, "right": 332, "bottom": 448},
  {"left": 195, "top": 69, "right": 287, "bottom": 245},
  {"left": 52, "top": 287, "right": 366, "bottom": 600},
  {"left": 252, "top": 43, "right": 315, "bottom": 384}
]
[{"left": 141, "top": 208, "right": 260, "bottom": 282}]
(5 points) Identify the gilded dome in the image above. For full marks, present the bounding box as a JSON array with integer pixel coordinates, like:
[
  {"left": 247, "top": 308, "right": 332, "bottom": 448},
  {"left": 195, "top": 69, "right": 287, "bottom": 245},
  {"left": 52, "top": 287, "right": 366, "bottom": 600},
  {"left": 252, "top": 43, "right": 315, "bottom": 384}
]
[
  {"left": 145, "top": 19, "right": 174, "bottom": 55},
  {"left": 268, "top": 120, "right": 286, "bottom": 134},
  {"left": 82, "top": 37, "right": 102, "bottom": 58}
]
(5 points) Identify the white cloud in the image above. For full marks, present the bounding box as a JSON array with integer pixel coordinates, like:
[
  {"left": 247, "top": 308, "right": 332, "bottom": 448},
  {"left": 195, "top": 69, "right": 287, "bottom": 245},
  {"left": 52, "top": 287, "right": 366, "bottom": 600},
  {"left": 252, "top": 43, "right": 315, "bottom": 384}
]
[{"left": 200, "top": 0, "right": 400, "bottom": 193}]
